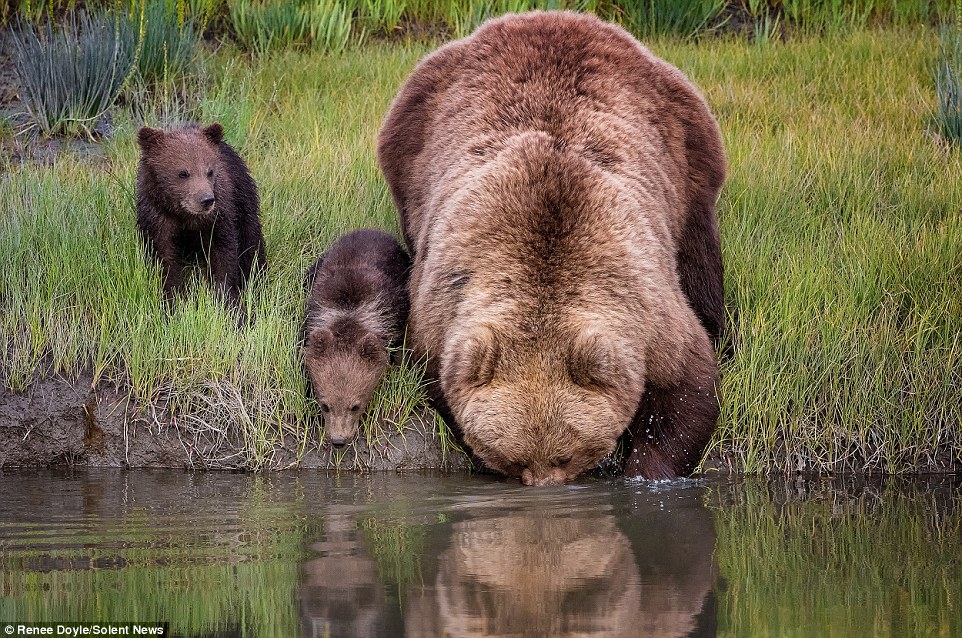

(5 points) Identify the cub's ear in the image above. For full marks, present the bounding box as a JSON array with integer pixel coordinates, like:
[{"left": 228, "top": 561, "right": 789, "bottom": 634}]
[
  {"left": 202, "top": 123, "right": 224, "bottom": 145},
  {"left": 444, "top": 326, "right": 501, "bottom": 392},
  {"left": 307, "top": 327, "right": 335, "bottom": 355},
  {"left": 568, "top": 331, "right": 622, "bottom": 391},
  {"left": 358, "top": 332, "right": 386, "bottom": 363},
  {"left": 137, "top": 127, "right": 164, "bottom": 150}
]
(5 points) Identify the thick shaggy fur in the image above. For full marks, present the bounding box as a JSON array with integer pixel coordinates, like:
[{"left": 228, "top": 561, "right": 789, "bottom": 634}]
[
  {"left": 302, "top": 229, "right": 411, "bottom": 446},
  {"left": 377, "top": 11, "right": 726, "bottom": 484},
  {"left": 136, "top": 124, "right": 266, "bottom": 305}
]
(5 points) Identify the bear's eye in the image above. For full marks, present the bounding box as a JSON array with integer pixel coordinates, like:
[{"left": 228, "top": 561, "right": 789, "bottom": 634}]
[
  {"left": 350, "top": 405, "right": 360, "bottom": 412},
  {"left": 178, "top": 170, "right": 189, "bottom": 179},
  {"left": 207, "top": 169, "right": 214, "bottom": 178},
  {"left": 557, "top": 456, "right": 573, "bottom": 467},
  {"left": 320, "top": 402, "right": 330, "bottom": 413}
]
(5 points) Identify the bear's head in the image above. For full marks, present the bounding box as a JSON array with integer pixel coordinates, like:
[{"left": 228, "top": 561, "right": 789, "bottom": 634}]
[
  {"left": 137, "top": 124, "right": 224, "bottom": 217},
  {"left": 303, "top": 325, "right": 387, "bottom": 448},
  {"left": 440, "top": 323, "right": 644, "bottom": 486}
]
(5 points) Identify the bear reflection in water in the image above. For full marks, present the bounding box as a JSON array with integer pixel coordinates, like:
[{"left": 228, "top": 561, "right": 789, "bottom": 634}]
[
  {"left": 405, "top": 504, "right": 716, "bottom": 638},
  {"left": 299, "top": 495, "right": 716, "bottom": 638},
  {"left": 299, "top": 514, "right": 387, "bottom": 638}
]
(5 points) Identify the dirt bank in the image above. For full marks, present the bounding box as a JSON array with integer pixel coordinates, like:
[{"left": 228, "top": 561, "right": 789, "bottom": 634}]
[{"left": 0, "top": 373, "right": 470, "bottom": 471}]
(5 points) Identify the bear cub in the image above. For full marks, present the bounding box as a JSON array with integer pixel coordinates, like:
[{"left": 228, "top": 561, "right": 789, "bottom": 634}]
[
  {"left": 302, "top": 229, "right": 411, "bottom": 447},
  {"left": 136, "top": 123, "right": 266, "bottom": 306}
]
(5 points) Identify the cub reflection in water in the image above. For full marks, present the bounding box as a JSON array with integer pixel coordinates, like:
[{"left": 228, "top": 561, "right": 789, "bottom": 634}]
[
  {"left": 299, "top": 514, "right": 387, "bottom": 638},
  {"left": 405, "top": 504, "right": 716, "bottom": 638}
]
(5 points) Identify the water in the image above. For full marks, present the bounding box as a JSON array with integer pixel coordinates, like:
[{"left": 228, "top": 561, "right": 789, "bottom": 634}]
[{"left": 0, "top": 470, "right": 959, "bottom": 637}]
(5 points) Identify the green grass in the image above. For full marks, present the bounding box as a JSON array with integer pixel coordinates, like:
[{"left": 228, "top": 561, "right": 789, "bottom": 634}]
[
  {"left": 229, "top": 0, "right": 311, "bottom": 53},
  {"left": 620, "top": 0, "right": 727, "bottom": 40},
  {"left": 1, "top": 26, "right": 960, "bottom": 473},
  {"left": 658, "top": 30, "right": 962, "bottom": 473},
  {"left": 128, "top": 0, "right": 204, "bottom": 85}
]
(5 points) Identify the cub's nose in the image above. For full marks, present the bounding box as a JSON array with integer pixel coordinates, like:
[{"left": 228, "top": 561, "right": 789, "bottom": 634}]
[
  {"left": 200, "top": 194, "right": 215, "bottom": 209},
  {"left": 329, "top": 437, "right": 347, "bottom": 449}
]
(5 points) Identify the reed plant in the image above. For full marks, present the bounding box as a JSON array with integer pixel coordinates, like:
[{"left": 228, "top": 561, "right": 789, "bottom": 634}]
[
  {"left": 186, "top": 0, "right": 225, "bottom": 28},
  {"left": 936, "top": 24, "right": 962, "bottom": 144},
  {"left": 620, "top": 0, "right": 728, "bottom": 39},
  {"left": 229, "top": 0, "right": 311, "bottom": 52},
  {"left": 10, "top": 11, "right": 137, "bottom": 137},
  {"left": 779, "top": 0, "right": 875, "bottom": 34},
  {"left": 359, "top": 0, "right": 405, "bottom": 33},
  {"left": 309, "top": 0, "right": 357, "bottom": 52},
  {"left": 228, "top": 0, "right": 358, "bottom": 53},
  {"left": 128, "top": 0, "right": 204, "bottom": 85}
]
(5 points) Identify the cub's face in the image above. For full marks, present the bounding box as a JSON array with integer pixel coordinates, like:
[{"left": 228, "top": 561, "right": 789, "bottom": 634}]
[
  {"left": 137, "top": 124, "right": 223, "bottom": 217},
  {"left": 303, "top": 327, "right": 388, "bottom": 448},
  {"left": 441, "top": 325, "right": 642, "bottom": 486}
]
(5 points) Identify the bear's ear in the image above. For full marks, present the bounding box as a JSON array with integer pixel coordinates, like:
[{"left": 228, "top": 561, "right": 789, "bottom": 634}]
[
  {"left": 202, "top": 123, "right": 224, "bottom": 145},
  {"left": 447, "top": 326, "right": 501, "bottom": 391},
  {"left": 358, "top": 332, "right": 385, "bottom": 363},
  {"left": 137, "top": 127, "right": 164, "bottom": 150},
  {"left": 568, "top": 331, "right": 622, "bottom": 391},
  {"left": 308, "top": 326, "right": 335, "bottom": 355}
]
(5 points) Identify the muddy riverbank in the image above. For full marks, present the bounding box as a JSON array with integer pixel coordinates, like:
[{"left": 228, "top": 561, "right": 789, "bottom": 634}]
[{"left": 0, "top": 373, "right": 469, "bottom": 471}]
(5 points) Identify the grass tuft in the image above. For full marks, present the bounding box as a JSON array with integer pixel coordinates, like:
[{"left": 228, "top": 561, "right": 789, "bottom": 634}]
[
  {"left": 11, "top": 12, "right": 136, "bottom": 137},
  {"left": 621, "top": 0, "right": 728, "bottom": 40},
  {"left": 129, "top": 0, "right": 204, "bottom": 85},
  {"left": 229, "top": 0, "right": 310, "bottom": 53},
  {"left": 936, "top": 24, "right": 962, "bottom": 143}
]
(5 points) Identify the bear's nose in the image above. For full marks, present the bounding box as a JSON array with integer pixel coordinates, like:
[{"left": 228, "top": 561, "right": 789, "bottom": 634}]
[
  {"left": 200, "top": 195, "right": 215, "bottom": 209},
  {"left": 330, "top": 438, "right": 347, "bottom": 448},
  {"left": 521, "top": 467, "right": 566, "bottom": 487}
]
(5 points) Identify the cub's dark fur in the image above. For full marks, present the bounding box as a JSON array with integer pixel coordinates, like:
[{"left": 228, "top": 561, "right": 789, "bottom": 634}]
[
  {"left": 302, "top": 229, "right": 411, "bottom": 447},
  {"left": 136, "top": 123, "right": 266, "bottom": 305}
]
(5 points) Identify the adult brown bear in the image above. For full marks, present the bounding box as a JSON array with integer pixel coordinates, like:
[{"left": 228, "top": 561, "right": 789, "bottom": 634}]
[{"left": 377, "top": 11, "right": 726, "bottom": 485}]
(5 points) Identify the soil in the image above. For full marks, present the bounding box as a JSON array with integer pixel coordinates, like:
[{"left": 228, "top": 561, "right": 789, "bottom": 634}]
[{"left": 0, "top": 372, "right": 470, "bottom": 472}]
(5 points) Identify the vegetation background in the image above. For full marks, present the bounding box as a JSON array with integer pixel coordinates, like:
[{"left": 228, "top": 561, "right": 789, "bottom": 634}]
[{"left": 0, "top": 0, "right": 960, "bottom": 474}]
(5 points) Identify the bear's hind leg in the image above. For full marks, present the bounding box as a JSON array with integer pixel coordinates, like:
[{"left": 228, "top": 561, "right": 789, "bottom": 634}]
[{"left": 625, "top": 337, "right": 719, "bottom": 480}]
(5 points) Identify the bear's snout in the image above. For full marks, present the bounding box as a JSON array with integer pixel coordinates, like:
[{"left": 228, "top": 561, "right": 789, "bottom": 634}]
[
  {"left": 199, "top": 194, "right": 215, "bottom": 210},
  {"left": 521, "top": 466, "right": 567, "bottom": 487}
]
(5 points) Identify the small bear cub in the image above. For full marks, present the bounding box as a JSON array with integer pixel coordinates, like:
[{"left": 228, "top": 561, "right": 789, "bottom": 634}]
[
  {"left": 302, "top": 229, "right": 411, "bottom": 447},
  {"left": 136, "top": 123, "right": 266, "bottom": 305}
]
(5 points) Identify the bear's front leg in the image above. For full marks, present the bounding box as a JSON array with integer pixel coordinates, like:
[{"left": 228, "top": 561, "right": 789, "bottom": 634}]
[
  {"left": 207, "top": 231, "right": 242, "bottom": 308},
  {"left": 145, "top": 226, "right": 186, "bottom": 307},
  {"left": 159, "top": 258, "right": 187, "bottom": 307},
  {"left": 624, "top": 337, "right": 720, "bottom": 480}
]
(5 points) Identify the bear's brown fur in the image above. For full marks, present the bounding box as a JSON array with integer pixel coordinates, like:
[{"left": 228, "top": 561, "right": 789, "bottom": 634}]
[
  {"left": 301, "top": 229, "right": 411, "bottom": 447},
  {"left": 377, "top": 11, "right": 725, "bottom": 484},
  {"left": 136, "top": 123, "right": 266, "bottom": 305}
]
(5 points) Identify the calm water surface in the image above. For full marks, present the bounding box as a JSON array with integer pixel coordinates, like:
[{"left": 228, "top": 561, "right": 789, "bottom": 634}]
[{"left": 0, "top": 470, "right": 959, "bottom": 637}]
